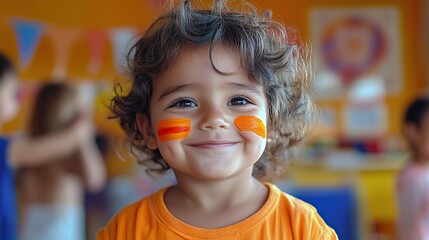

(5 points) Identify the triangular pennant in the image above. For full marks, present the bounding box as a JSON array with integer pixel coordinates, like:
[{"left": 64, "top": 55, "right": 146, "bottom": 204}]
[
  {"left": 109, "top": 28, "right": 137, "bottom": 70},
  {"left": 11, "top": 19, "right": 44, "bottom": 69},
  {"left": 46, "top": 25, "right": 81, "bottom": 79},
  {"left": 86, "top": 29, "right": 108, "bottom": 75}
]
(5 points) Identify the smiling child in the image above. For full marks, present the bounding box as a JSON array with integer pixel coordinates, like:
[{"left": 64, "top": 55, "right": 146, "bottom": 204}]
[{"left": 97, "top": 0, "right": 338, "bottom": 239}]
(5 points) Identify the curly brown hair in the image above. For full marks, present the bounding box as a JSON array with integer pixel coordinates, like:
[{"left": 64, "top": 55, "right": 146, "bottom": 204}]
[{"left": 110, "top": 0, "right": 315, "bottom": 179}]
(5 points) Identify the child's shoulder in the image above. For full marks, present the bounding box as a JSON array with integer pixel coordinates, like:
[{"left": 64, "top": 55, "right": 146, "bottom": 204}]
[
  {"left": 267, "top": 183, "right": 317, "bottom": 212},
  {"left": 107, "top": 186, "right": 168, "bottom": 224},
  {"left": 398, "top": 162, "right": 429, "bottom": 186},
  {"left": 266, "top": 183, "right": 338, "bottom": 238},
  {"left": 281, "top": 191, "right": 328, "bottom": 228},
  {"left": 97, "top": 186, "right": 169, "bottom": 239}
]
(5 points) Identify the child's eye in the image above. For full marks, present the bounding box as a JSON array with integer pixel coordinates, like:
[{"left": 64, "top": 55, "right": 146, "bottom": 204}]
[
  {"left": 168, "top": 98, "right": 197, "bottom": 108},
  {"left": 228, "top": 96, "right": 252, "bottom": 106}
]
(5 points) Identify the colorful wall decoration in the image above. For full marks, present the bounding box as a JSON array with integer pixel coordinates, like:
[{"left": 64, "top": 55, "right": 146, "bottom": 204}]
[
  {"left": 310, "top": 7, "right": 402, "bottom": 99},
  {"left": 0, "top": 0, "right": 425, "bottom": 140},
  {"left": 2, "top": 17, "right": 141, "bottom": 79}
]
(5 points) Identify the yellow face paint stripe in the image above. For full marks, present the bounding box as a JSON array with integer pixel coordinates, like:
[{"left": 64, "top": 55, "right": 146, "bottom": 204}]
[
  {"left": 157, "top": 118, "right": 191, "bottom": 142},
  {"left": 234, "top": 116, "right": 266, "bottom": 138}
]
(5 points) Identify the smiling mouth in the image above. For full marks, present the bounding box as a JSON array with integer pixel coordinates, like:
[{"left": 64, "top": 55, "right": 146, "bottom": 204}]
[{"left": 189, "top": 141, "right": 238, "bottom": 148}]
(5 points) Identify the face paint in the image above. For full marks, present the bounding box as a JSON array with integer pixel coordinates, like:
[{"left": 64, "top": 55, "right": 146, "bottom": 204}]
[
  {"left": 157, "top": 118, "right": 191, "bottom": 142},
  {"left": 234, "top": 116, "right": 266, "bottom": 138}
]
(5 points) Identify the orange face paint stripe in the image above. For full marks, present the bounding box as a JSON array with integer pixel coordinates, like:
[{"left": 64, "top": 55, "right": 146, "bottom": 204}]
[
  {"left": 157, "top": 118, "right": 191, "bottom": 142},
  {"left": 158, "top": 126, "right": 190, "bottom": 136},
  {"left": 158, "top": 132, "right": 190, "bottom": 142},
  {"left": 234, "top": 116, "right": 266, "bottom": 138}
]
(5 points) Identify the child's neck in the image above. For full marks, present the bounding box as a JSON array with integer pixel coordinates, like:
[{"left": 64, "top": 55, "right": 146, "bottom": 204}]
[
  {"left": 413, "top": 154, "right": 429, "bottom": 167},
  {"left": 164, "top": 173, "right": 269, "bottom": 228},
  {"left": 176, "top": 176, "right": 262, "bottom": 208}
]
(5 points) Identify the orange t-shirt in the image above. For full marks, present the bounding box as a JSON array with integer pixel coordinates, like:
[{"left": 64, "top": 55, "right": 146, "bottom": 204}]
[{"left": 97, "top": 183, "right": 338, "bottom": 240}]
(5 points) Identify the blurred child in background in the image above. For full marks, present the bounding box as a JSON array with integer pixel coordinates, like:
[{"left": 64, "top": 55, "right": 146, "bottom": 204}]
[
  {"left": 0, "top": 52, "right": 22, "bottom": 240},
  {"left": 17, "top": 82, "right": 107, "bottom": 240},
  {"left": 0, "top": 52, "right": 99, "bottom": 240},
  {"left": 397, "top": 97, "right": 429, "bottom": 240}
]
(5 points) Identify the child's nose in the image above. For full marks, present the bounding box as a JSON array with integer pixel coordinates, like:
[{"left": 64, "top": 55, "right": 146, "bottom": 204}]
[{"left": 198, "top": 107, "right": 230, "bottom": 130}]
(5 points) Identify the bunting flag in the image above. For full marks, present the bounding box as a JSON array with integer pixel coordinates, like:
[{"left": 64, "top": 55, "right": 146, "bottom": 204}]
[
  {"left": 46, "top": 26, "right": 81, "bottom": 79},
  {"left": 11, "top": 19, "right": 44, "bottom": 69},
  {"left": 6, "top": 18, "right": 142, "bottom": 77},
  {"left": 109, "top": 28, "right": 137, "bottom": 70},
  {"left": 86, "top": 30, "right": 108, "bottom": 75}
]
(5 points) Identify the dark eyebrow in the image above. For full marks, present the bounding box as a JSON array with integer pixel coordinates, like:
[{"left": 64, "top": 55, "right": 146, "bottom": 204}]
[
  {"left": 227, "top": 82, "right": 263, "bottom": 96},
  {"left": 158, "top": 84, "right": 194, "bottom": 101}
]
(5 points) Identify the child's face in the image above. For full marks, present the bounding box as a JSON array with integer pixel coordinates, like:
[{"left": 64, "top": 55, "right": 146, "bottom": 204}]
[
  {"left": 140, "top": 44, "right": 269, "bottom": 181},
  {"left": 409, "top": 111, "right": 429, "bottom": 159},
  {"left": 0, "top": 73, "right": 20, "bottom": 124}
]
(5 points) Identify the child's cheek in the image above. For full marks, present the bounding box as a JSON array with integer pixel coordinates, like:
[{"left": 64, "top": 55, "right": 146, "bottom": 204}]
[
  {"left": 157, "top": 118, "right": 191, "bottom": 142},
  {"left": 234, "top": 116, "right": 266, "bottom": 140}
]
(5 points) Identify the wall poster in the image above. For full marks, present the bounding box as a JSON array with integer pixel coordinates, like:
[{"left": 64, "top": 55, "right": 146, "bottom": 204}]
[{"left": 310, "top": 8, "right": 402, "bottom": 99}]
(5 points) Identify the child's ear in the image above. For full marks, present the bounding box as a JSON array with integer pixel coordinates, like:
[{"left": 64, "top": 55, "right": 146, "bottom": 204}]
[
  {"left": 266, "top": 120, "right": 275, "bottom": 143},
  {"left": 136, "top": 113, "right": 158, "bottom": 150},
  {"left": 266, "top": 129, "right": 275, "bottom": 143}
]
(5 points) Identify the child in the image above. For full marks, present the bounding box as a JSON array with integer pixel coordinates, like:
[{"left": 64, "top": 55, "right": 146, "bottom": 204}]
[
  {"left": 0, "top": 53, "right": 95, "bottom": 240},
  {"left": 17, "top": 82, "right": 106, "bottom": 240},
  {"left": 98, "top": 0, "right": 338, "bottom": 239},
  {"left": 397, "top": 97, "right": 429, "bottom": 240}
]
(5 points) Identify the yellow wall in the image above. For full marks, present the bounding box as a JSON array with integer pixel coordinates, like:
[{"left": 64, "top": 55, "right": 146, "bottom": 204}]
[{"left": 0, "top": 0, "right": 425, "bottom": 138}]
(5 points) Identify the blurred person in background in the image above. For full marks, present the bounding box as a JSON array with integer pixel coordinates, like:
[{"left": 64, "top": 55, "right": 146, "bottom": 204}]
[
  {"left": 397, "top": 97, "right": 429, "bottom": 240},
  {"left": 0, "top": 52, "right": 98, "bottom": 240},
  {"left": 0, "top": 53, "right": 100, "bottom": 240},
  {"left": 16, "top": 82, "right": 107, "bottom": 240}
]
